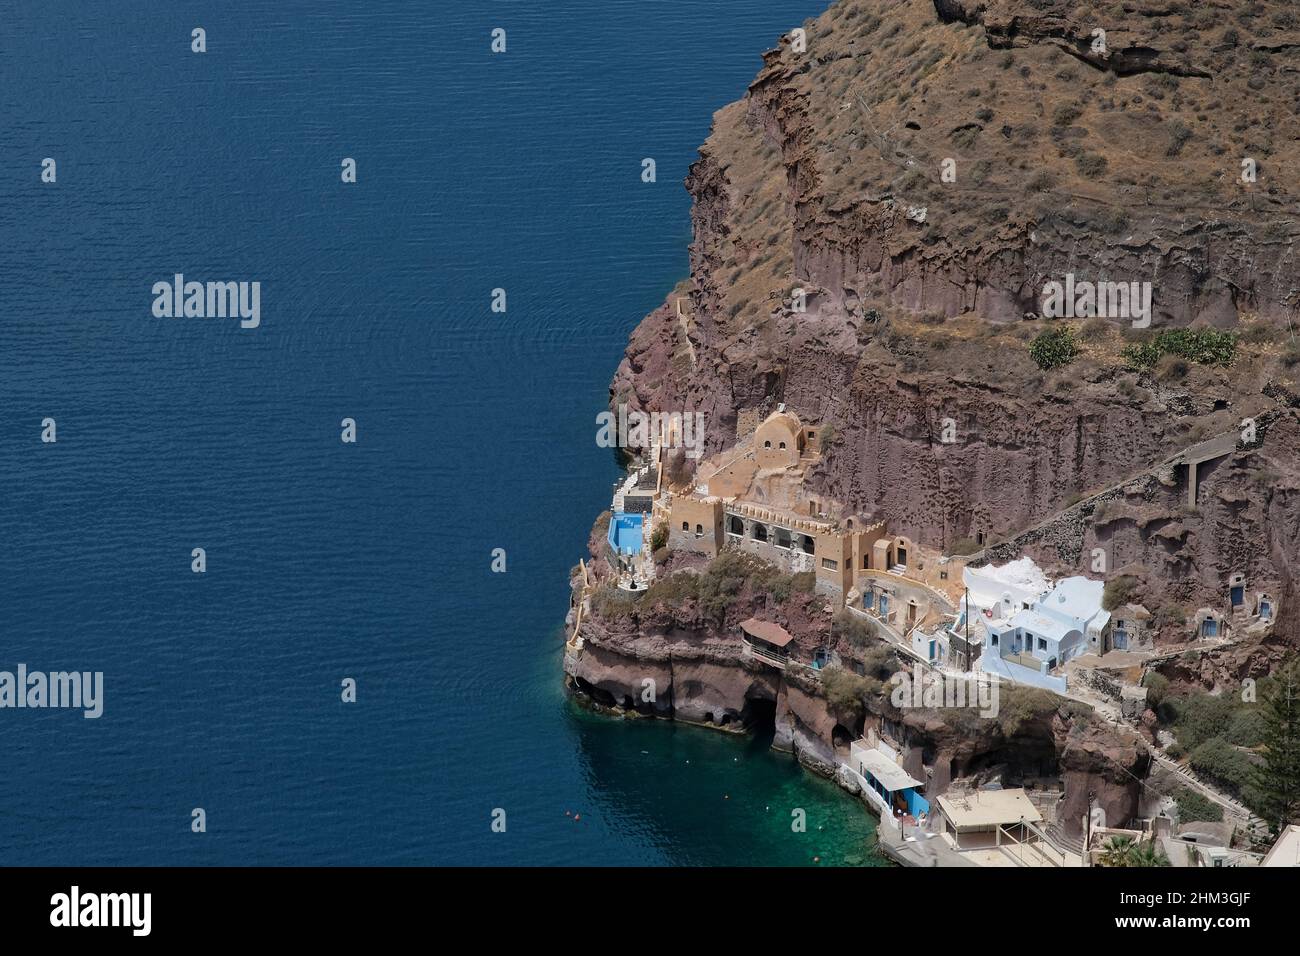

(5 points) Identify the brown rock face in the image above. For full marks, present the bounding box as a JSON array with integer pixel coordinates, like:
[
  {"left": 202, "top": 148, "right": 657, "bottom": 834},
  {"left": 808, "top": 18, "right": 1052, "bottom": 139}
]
[
  {"left": 611, "top": 0, "right": 1300, "bottom": 629},
  {"left": 568, "top": 561, "right": 1150, "bottom": 832},
  {"left": 1055, "top": 711, "right": 1151, "bottom": 836},
  {"left": 748, "top": 0, "right": 1299, "bottom": 328}
]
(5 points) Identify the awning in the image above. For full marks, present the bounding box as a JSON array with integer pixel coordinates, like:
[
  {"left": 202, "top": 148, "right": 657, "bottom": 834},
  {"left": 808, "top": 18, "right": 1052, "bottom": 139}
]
[
  {"left": 856, "top": 746, "right": 924, "bottom": 792},
  {"left": 740, "top": 618, "right": 794, "bottom": 648}
]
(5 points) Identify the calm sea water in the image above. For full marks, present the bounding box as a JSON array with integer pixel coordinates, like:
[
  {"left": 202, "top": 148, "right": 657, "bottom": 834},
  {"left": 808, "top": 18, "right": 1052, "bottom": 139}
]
[{"left": 0, "top": 0, "right": 882, "bottom": 866}]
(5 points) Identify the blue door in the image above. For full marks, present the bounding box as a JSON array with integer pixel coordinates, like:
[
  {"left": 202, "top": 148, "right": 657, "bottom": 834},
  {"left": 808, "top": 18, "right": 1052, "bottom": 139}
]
[
  {"left": 1231, "top": 586, "right": 1243, "bottom": 607},
  {"left": 879, "top": 595, "right": 889, "bottom": 617}
]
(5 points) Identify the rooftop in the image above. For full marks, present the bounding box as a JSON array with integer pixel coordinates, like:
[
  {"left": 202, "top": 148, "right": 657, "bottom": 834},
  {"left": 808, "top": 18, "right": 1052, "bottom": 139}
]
[
  {"left": 963, "top": 557, "right": 1049, "bottom": 615},
  {"left": 740, "top": 618, "right": 794, "bottom": 648},
  {"left": 937, "top": 788, "right": 1044, "bottom": 830},
  {"left": 851, "top": 742, "right": 924, "bottom": 792},
  {"left": 1262, "top": 825, "right": 1300, "bottom": 867},
  {"left": 1036, "top": 576, "right": 1106, "bottom": 627},
  {"left": 1005, "top": 608, "right": 1075, "bottom": 644}
]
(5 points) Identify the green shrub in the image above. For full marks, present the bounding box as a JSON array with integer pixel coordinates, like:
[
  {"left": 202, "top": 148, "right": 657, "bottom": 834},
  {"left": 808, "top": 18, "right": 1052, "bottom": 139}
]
[
  {"left": 1189, "top": 737, "right": 1259, "bottom": 800},
  {"left": 1143, "top": 671, "right": 1170, "bottom": 711},
  {"left": 1167, "top": 695, "right": 1238, "bottom": 752},
  {"left": 650, "top": 523, "right": 668, "bottom": 552},
  {"left": 1029, "top": 326, "right": 1079, "bottom": 370},
  {"left": 1225, "top": 708, "right": 1267, "bottom": 748},
  {"left": 833, "top": 609, "right": 875, "bottom": 649},
  {"left": 1173, "top": 787, "right": 1224, "bottom": 823},
  {"left": 822, "top": 666, "right": 877, "bottom": 717},
  {"left": 1123, "top": 328, "right": 1238, "bottom": 370},
  {"left": 1103, "top": 574, "right": 1139, "bottom": 610}
]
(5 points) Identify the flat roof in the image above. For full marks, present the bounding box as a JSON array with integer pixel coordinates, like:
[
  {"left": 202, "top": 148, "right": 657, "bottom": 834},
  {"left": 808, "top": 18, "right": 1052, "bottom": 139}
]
[
  {"left": 1262, "top": 825, "right": 1300, "bottom": 867},
  {"left": 853, "top": 745, "right": 924, "bottom": 792},
  {"left": 937, "top": 789, "right": 1043, "bottom": 829},
  {"left": 1006, "top": 609, "right": 1074, "bottom": 643},
  {"left": 740, "top": 618, "right": 794, "bottom": 648}
]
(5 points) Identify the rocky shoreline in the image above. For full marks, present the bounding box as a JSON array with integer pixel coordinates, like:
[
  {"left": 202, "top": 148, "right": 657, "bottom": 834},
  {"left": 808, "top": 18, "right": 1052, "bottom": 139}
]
[
  {"left": 564, "top": 544, "right": 1151, "bottom": 840},
  {"left": 564, "top": 0, "right": 1300, "bottom": 855}
]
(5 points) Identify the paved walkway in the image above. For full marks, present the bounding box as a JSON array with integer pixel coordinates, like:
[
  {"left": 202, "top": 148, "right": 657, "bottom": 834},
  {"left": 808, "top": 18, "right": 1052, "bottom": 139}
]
[{"left": 876, "top": 816, "right": 974, "bottom": 867}]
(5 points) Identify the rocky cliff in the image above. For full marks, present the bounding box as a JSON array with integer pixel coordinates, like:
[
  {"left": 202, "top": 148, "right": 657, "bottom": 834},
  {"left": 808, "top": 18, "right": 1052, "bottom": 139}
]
[
  {"left": 566, "top": 558, "right": 1149, "bottom": 835},
  {"left": 574, "top": 0, "right": 1300, "bottom": 842},
  {"left": 612, "top": 0, "right": 1300, "bottom": 635}
]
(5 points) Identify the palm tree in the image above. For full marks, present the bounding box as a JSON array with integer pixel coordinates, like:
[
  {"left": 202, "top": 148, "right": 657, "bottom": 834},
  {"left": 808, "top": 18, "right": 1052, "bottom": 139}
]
[
  {"left": 1124, "top": 841, "right": 1171, "bottom": 868},
  {"left": 1098, "top": 836, "right": 1171, "bottom": 867},
  {"left": 1099, "top": 836, "right": 1135, "bottom": 867}
]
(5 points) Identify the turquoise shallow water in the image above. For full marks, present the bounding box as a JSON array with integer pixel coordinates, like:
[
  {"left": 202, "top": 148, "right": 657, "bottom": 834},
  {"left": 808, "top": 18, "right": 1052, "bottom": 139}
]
[
  {"left": 565, "top": 704, "right": 886, "bottom": 867},
  {"left": 0, "top": 0, "right": 883, "bottom": 865}
]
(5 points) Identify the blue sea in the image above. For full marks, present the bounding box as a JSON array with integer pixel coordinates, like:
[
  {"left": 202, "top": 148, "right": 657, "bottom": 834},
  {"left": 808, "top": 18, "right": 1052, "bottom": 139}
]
[{"left": 0, "top": 0, "right": 881, "bottom": 865}]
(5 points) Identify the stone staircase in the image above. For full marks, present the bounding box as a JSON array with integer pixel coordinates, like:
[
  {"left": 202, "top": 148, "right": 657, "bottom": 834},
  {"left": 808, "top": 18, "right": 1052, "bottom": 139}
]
[
  {"left": 1045, "top": 822, "right": 1084, "bottom": 857},
  {"left": 1153, "top": 752, "right": 1268, "bottom": 836}
]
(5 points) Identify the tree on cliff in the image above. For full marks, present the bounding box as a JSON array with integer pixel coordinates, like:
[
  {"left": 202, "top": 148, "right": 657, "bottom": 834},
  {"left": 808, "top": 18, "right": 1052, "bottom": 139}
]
[{"left": 1253, "top": 658, "right": 1300, "bottom": 837}]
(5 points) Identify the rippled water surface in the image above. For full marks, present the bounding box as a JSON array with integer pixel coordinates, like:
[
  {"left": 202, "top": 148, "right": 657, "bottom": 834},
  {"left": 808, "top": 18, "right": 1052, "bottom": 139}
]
[{"left": 0, "top": 0, "right": 882, "bottom": 865}]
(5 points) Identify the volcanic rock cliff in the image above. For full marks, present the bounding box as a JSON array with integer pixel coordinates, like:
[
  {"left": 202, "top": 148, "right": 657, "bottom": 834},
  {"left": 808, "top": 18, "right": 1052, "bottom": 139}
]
[
  {"left": 571, "top": 0, "right": 1300, "bottom": 840},
  {"left": 567, "top": 557, "right": 1149, "bottom": 835},
  {"left": 613, "top": 0, "right": 1300, "bottom": 634}
]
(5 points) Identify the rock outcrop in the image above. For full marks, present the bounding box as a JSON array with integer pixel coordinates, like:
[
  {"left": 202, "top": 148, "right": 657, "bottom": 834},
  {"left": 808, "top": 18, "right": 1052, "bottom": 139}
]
[
  {"left": 611, "top": 0, "right": 1300, "bottom": 635},
  {"left": 574, "top": 0, "right": 1299, "bottom": 846},
  {"left": 567, "top": 548, "right": 1151, "bottom": 834}
]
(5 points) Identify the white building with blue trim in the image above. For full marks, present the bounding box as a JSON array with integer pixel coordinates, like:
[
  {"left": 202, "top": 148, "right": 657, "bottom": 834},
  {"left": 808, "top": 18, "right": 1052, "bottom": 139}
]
[{"left": 980, "top": 575, "right": 1110, "bottom": 694}]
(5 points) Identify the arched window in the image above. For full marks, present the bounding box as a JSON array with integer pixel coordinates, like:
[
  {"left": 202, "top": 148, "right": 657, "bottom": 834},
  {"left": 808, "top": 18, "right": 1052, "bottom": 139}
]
[
  {"left": 695, "top": 524, "right": 703, "bottom": 537},
  {"left": 778, "top": 441, "right": 787, "bottom": 449},
  {"left": 763, "top": 440, "right": 772, "bottom": 448},
  {"left": 682, "top": 521, "right": 689, "bottom": 531}
]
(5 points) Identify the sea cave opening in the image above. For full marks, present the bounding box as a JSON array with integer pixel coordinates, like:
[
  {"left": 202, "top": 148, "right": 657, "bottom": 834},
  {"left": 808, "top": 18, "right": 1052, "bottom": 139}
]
[
  {"left": 831, "top": 723, "right": 853, "bottom": 757},
  {"left": 740, "top": 695, "right": 777, "bottom": 742}
]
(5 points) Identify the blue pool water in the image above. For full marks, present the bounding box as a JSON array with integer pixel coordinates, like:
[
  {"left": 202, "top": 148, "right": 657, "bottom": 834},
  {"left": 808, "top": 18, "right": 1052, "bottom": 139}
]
[
  {"left": 0, "top": 0, "right": 880, "bottom": 866},
  {"left": 607, "top": 512, "right": 644, "bottom": 556}
]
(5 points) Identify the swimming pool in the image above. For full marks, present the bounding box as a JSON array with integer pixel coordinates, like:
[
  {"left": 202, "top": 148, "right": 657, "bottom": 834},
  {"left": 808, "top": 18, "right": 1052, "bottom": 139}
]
[{"left": 607, "top": 512, "right": 644, "bottom": 555}]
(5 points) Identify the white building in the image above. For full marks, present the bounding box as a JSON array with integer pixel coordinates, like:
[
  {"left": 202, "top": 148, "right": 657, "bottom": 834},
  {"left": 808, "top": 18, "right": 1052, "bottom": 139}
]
[
  {"left": 1262, "top": 825, "right": 1300, "bottom": 867},
  {"left": 988, "top": 576, "right": 1109, "bottom": 670},
  {"left": 962, "top": 558, "right": 1050, "bottom": 625}
]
